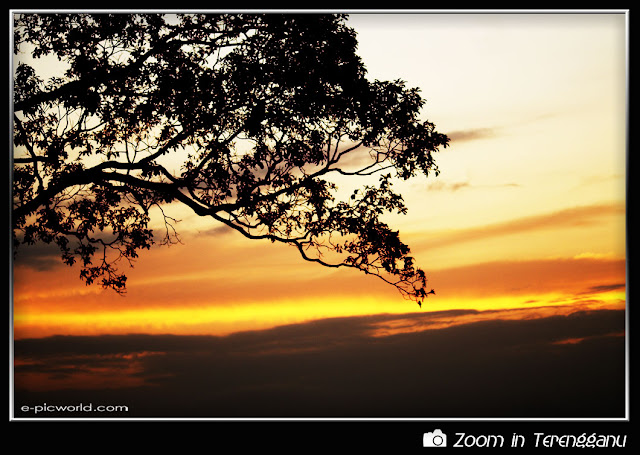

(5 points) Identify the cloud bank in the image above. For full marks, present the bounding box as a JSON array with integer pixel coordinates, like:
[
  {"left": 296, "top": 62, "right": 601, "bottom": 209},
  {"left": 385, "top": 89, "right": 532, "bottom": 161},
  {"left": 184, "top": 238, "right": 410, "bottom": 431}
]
[{"left": 13, "top": 307, "right": 626, "bottom": 419}]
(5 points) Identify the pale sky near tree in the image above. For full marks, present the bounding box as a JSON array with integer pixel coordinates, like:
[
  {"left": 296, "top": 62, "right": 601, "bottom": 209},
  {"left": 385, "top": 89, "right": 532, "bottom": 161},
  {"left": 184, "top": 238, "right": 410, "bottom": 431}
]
[{"left": 346, "top": 12, "right": 627, "bottom": 267}]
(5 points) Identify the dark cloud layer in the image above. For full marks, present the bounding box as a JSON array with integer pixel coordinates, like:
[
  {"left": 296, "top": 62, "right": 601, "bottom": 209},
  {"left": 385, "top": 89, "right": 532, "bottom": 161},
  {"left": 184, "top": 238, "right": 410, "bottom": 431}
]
[
  {"left": 13, "top": 308, "right": 626, "bottom": 419},
  {"left": 12, "top": 240, "right": 61, "bottom": 271}
]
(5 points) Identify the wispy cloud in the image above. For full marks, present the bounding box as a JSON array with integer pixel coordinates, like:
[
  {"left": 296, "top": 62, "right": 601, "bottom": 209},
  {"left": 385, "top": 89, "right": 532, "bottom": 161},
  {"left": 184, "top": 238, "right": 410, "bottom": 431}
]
[
  {"left": 446, "top": 128, "right": 496, "bottom": 143},
  {"left": 196, "top": 224, "right": 236, "bottom": 237},
  {"left": 414, "top": 202, "right": 625, "bottom": 251},
  {"left": 425, "top": 256, "right": 626, "bottom": 298},
  {"left": 582, "top": 283, "right": 626, "bottom": 294},
  {"left": 425, "top": 180, "right": 472, "bottom": 192},
  {"left": 424, "top": 179, "right": 520, "bottom": 192}
]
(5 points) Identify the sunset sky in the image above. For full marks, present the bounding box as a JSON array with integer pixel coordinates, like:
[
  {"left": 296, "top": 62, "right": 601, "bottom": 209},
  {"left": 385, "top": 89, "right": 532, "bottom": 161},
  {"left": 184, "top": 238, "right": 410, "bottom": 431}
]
[{"left": 11, "top": 11, "right": 628, "bottom": 420}]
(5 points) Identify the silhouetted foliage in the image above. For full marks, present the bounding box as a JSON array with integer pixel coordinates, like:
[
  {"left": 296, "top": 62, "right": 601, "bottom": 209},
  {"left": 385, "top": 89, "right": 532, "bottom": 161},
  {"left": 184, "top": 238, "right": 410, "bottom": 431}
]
[{"left": 12, "top": 13, "right": 448, "bottom": 304}]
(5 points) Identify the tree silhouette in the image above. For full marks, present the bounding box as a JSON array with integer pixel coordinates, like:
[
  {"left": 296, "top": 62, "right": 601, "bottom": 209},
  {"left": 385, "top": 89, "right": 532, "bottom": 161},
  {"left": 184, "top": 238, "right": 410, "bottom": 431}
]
[{"left": 12, "top": 13, "right": 448, "bottom": 305}]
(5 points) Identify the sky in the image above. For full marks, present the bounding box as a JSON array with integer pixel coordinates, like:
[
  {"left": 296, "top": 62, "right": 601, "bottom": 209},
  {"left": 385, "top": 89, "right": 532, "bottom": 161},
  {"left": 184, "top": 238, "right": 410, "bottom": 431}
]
[{"left": 11, "top": 11, "right": 628, "bottom": 420}]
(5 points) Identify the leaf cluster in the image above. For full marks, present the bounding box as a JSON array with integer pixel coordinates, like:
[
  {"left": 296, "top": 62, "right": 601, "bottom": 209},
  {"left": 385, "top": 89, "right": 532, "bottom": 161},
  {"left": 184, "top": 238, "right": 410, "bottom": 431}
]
[{"left": 13, "top": 13, "right": 448, "bottom": 304}]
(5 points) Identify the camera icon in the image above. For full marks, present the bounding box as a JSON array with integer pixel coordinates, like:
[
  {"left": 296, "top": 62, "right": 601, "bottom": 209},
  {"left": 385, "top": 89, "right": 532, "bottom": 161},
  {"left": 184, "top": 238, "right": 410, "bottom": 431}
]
[{"left": 423, "top": 429, "right": 447, "bottom": 447}]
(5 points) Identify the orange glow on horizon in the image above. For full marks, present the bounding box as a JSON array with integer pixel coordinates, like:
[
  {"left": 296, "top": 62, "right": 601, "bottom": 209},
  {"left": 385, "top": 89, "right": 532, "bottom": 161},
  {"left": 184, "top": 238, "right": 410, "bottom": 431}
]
[{"left": 13, "top": 284, "right": 626, "bottom": 340}]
